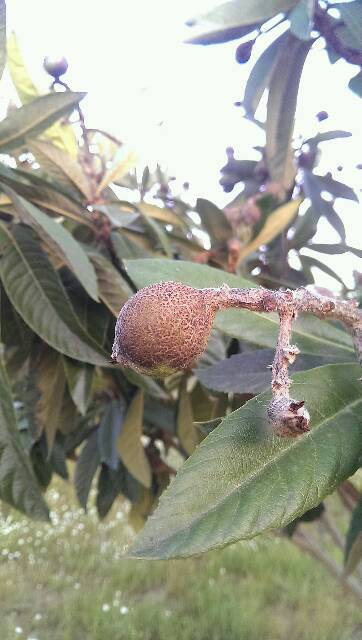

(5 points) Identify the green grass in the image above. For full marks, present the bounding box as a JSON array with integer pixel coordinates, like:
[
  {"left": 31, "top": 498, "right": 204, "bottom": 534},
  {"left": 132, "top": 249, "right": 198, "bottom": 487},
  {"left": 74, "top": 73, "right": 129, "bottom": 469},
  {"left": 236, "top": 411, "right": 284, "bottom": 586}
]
[{"left": 0, "top": 478, "right": 360, "bottom": 640}]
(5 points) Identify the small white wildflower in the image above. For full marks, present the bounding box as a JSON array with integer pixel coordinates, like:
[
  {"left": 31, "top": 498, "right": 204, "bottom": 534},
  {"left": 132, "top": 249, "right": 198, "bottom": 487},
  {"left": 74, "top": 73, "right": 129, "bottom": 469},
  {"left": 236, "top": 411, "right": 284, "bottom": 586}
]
[
  {"left": 120, "top": 606, "right": 129, "bottom": 615},
  {"left": 102, "top": 604, "right": 110, "bottom": 612}
]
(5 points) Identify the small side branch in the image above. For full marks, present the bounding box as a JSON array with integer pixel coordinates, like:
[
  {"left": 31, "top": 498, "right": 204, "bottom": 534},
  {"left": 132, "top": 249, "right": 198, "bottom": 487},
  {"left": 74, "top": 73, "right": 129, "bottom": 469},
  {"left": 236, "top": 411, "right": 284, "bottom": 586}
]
[{"left": 206, "top": 284, "right": 362, "bottom": 437}]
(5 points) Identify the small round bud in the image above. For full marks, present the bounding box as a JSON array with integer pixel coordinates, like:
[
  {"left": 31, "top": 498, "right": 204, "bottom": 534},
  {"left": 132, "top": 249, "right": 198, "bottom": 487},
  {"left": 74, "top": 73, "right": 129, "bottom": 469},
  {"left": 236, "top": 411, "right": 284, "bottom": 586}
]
[
  {"left": 235, "top": 40, "right": 254, "bottom": 64},
  {"left": 267, "top": 396, "right": 310, "bottom": 437},
  {"left": 43, "top": 56, "right": 68, "bottom": 79},
  {"left": 111, "top": 282, "right": 219, "bottom": 377},
  {"left": 316, "top": 110, "right": 328, "bottom": 122}
]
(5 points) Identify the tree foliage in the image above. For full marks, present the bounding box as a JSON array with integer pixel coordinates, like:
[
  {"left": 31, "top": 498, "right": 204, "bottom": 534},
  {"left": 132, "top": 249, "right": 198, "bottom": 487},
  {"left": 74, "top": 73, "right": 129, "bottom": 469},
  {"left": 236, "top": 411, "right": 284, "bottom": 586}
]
[{"left": 0, "top": 0, "right": 360, "bottom": 578}]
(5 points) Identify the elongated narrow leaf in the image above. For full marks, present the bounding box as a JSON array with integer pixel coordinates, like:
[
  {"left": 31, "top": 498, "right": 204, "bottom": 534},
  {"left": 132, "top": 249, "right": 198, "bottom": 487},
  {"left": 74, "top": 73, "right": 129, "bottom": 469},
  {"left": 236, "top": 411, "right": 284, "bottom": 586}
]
[
  {"left": 0, "top": 355, "right": 49, "bottom": 520},
  {"left": 96, "top": 149, "right": 136, "bottom": 196},
  {"left": 98, "top": 400, "right": 124, "bottom": 470},
  {"left": 185, "top": 22, "right": 260, "bottom": 45},
  {"left": 349, "top": 70, "right": 362, "bottom": 98},
  {"left": 238, "top": 199, "right": 301, "bottom": 261},
  {"left": 36, "top": 349, "right": 66, "bottom": 452},
  {"left": 345, "top": 498, "right": 362, "bottom": 575},
  {"left": 5, "top": 190, "right": 99, "bottom": 301},
  {"left": 7, "top": 32, "right": 38, "bottom": 104},
  {"left": 177, "top": 379, "right": 199, "bottom": 455},
  {"left": 0, "top": 91, "right": 85, "bottom": 152},
  {"left": 117, "top": 390, "right": 151, "bottom": 488},
  {"left": 313, "top": 174, "right": 357, "bottom": 202},
  {"left": 196, "top": 350, "right": 337, "bottom": 394},
  {"left": 75, "top": 430, "right": 100, "bottom": 510},
  {"left": 63, "top": 357, "right": 93, "bottom": 416},
  {"left": 243, "top": 30, "right": 288, "bottom": 116},
  {"left": 196, "top": 198, "right": 233, "bottom": 246},
  {"left": 129, "top": 363, "right": 362, "bottom": 559},
  {"left": 186, "top": 0, "right": 298, "bottom": 37},
  {"left": 29, "top": 139, "right": 92, "bottom": 200},
  {"left": 0, "top": 0, "right": 6, "bottom": 81},
  {"left": 136, "top": 202, "right": 185, "bottom": 229},
  {"left": 89, "top": 252, "right": 132, "bottom": 316},
  {"left": 305, "top": 130, "right": 351, "bottom": 146},
  {"left": 266, "top": 35, "right": 311, "bottom": 188},
  {"left": 125, "top": 258, "right": 354, "bottom": 360},
  {"left": 0, "top": 224, "right": 107, "bottom": 365},
  {"left": 289, "top": 0, "right": 313, "bottom": 40}
]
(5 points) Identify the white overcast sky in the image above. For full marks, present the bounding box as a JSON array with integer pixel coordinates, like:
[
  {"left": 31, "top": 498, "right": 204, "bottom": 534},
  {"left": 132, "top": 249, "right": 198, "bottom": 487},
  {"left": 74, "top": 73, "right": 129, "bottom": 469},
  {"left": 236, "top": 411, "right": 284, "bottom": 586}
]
[{"left": 3, "top": 0, "right": 362, "bottom": 289}]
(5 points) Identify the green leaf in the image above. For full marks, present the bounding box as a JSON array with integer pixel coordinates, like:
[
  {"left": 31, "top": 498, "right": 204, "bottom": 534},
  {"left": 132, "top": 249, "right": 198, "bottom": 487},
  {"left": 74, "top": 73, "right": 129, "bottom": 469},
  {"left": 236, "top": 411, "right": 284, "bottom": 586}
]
[
  {"left": 0, "top": 0, "right": 6, "bottom": 81},
  {"left": 128, "top": 363, "right": 362, "bottom": 559},
  {"left": 0, "top": 354, "right": 49, "bottom": 521},
  {"left": 266, "top": 34, "right": 311, "bottom": 188},
  {"left": 36, "top": 348, "right": 66, "bottom": 452},
  {"left": 243, "top": 31, "right": 288, "bottom": 117},
  {"left": 289, "top": 0, "right": 314, "bottom": 40},
  {"left": 186, "top": 0, "right": 298, "bottom": 39},
  {"left": 345, "top": 497, "right": 362, "bottom": 575},
  {"left": 111, "top": 230, "right": 152, "bottom": 260},
  {"left": 349, "top": 70, "right": 362, "bottom": 98},
  {"left": 98, "top": 400, "right": 124, "bottom": 470},
  {"left": 303, "top": 172, "right": 346, "bottom": 241},
  {"left": 304, "top": 130, "right": 351, "bottom": 146},
  {"left": 312, "top": 174, "right": 357, "bottom": 202},
  {"left": 177, "top": 379, "right": 199, "bottom": 455},
  {"left": 195, "top": 198, "right": 233, "bottom": 246},
  {"left": 185, "top": 22, "right": 260, "bottom": 45},
  {"left": 238, "top": 199, "right": 301, "bottom": 261},
  {"left": 338, "top": 2, "right": 362, "bottom": 49},
  {"left": 117, "top": 390, "right": 151, "bottom": 488},
  {"left": 29, "top": 139, "right": 92, "bottom": 201},
  {"left": 0, "top": 224, "right": 107, "bottom": 365},
  {"left": 89, "top": 252, "right": 132, "bottom": 316},
  {"left": 75, "top": 430, "right": 100, "bottom": 510},
  {"left": 196, "top": 349, "right": 337, "bottom": 394},
  {"left": 125, "top": 259, "right": 354, "bottom": 361},
  {"left": 63, "top": 357, "right": 93, "bottom": 416},
  {"left": 5, "top": 190, "right": 99, "bottom": 302},
  {"left": 0, "top": 91, "right": 85, "bottom": 152}
]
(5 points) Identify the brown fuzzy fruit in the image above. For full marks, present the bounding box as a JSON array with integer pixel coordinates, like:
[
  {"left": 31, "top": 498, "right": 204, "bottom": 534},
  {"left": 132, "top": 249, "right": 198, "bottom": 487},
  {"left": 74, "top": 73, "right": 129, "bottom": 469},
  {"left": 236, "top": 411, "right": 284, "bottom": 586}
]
[{"left": 111, "top": 282, "right": 220, "bottom": 377}]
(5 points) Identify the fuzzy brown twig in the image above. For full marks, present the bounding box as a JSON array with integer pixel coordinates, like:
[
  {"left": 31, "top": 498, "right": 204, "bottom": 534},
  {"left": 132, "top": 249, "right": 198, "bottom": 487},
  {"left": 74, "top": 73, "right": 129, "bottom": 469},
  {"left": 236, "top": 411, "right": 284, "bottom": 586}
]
[{"left": 205, "top": 285, "right": 362, "bottom": 436}]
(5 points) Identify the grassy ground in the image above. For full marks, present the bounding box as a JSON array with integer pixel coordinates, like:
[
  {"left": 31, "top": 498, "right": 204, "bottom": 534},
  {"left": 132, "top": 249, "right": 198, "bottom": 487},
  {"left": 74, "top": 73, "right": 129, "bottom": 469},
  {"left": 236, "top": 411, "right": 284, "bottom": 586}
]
[{"left": 0, "top": 478, "right": 361, "bottom": 640}]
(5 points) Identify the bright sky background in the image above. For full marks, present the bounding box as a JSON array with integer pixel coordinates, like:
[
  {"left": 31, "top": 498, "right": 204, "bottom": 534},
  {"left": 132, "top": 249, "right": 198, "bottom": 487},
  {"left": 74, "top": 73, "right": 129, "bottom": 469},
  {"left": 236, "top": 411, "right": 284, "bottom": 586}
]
[{"left": 3, "top": 0, "right": 362, "bottom": 289}]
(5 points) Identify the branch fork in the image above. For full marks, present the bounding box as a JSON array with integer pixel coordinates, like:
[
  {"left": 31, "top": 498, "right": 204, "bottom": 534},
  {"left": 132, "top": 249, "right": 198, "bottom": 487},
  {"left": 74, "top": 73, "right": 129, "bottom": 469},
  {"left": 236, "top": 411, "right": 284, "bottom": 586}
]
[{"left": 208, "top": 285, "right": 362, "bottom": 437}]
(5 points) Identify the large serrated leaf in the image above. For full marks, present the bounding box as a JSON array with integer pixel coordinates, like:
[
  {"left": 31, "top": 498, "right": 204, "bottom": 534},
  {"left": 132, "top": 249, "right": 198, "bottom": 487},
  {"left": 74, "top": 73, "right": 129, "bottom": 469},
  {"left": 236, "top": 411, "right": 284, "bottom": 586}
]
[
  {"left": 128, "top": 363, "right": 362, "bottom": 559},
  {"left": 5, "top": 190, "right": 99, "bottom": 302},
  {"left": 266, "top": 34, "right": 311, "bottom": 188},
  {"left": 0, "top": 355, "right": 49, "bottom": 521},
  {"left": 125, "top": 259, "right": 354, "bottom": 360},
  {"left": 75, "top": 430, "right": 100, "bottom": 510},
  {"left": 0, "top": 223, "right": 107, "bottom": 365},
  {"left": 0, "top": 91, "right": 85, "bottom": 152},
  {"left": 62, "top": 357, "right": 93, "bottom": 416}
]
